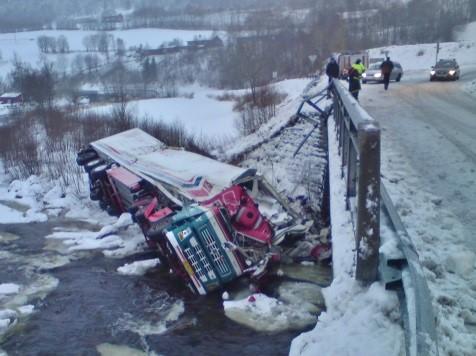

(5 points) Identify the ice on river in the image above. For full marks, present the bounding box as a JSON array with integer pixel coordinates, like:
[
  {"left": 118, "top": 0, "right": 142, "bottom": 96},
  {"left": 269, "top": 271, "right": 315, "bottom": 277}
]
[
  {"left": 46, "top": 213, "right": 147, "bottom": 257},
  {"left": 117, "top": 258, "right": 161, "bottom": 276},
  {"left": 97, "top": 343, "right": 153, "bottom": 356},
  {"left": 114, "top": 298, "right": 185, "bottom": 337},
  {"left": 223, "top": 281, "right": 325, "bottom": 333},
  {"left": 0, "top": 283, "right": 20, "bottom": 295}
]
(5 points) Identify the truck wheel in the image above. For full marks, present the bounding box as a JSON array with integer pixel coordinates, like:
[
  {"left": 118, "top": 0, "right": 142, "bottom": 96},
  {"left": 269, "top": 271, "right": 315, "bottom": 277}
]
[
  {"left": 90, "top": 187, "right": 102, "bottom": 201},
  {"left": 99, "top": 200, "right": 108, "bottom": 211},
  {"left": 90, "top": 164, "right": 108, "bottom": 181},
  {"left": 77, "top": 150, "right": 98, "bottom": 166},
  {"left": 396, "top": 74, "right": 401, "bottom": 82},
  {"left": 146, "top": 224, "right": 164, "bottom": 241},
  {"left": 106, "top": 204, "right": 119, "bottom": 217}
]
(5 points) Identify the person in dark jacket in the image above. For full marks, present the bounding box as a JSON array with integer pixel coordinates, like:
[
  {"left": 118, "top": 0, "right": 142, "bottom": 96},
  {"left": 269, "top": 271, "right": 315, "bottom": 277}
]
[
  {"left": 326, "top": 57, "right": 339, "bottom": 83},
  {"left": 380, "top": 57, "right": 394, "bottom": 90},
  {"left": 326, "top": 57, "right": 339, "bottom": 97}
]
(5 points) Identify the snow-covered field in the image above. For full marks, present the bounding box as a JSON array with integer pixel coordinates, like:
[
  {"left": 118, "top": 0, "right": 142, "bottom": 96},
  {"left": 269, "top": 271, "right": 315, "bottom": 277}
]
[
  {"left": 87, "top": 79, "right": 310, "bottom": 141},
  {"left": 0, "top": 28, "right": 216, "bottom": 73}
]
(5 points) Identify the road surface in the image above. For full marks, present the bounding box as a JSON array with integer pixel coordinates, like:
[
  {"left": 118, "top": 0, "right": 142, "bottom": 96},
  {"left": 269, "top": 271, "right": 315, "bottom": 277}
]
[
  {"left": 359, "top": 67, "right": 476, "bottom": 353},
  {"left": 361, "top": 68, "right": 476, "bottom": 251}
]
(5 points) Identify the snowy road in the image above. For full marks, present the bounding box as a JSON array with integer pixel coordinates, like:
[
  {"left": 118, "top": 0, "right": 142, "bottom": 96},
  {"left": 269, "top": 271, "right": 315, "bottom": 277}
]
[
  {"left": 360, "top": 67, "right": 476, "bottom": 355},
  {"left": 362, "top": 67, "right": 476, "bottom": 251}
]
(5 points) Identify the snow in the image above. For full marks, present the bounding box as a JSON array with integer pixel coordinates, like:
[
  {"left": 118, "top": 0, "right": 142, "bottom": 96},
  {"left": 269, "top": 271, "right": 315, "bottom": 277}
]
[
  {"left": 89, "top": 86, "right": 239, "bottom": 139},
  {"left": 454, "top": 21, "right": 476, "bottom": 42},
  {"left": 17, "top": 305, "right": 35, "bottom": 315},
  {"left": 369, "top": 40, "right": 476, "bottom": 71},
  {"left": 87, "top": 79, "right": 310, "bottom": 142},
  {"left": 289, "top": 115, "right": 404, "bottom": 356},
  {"left": 221, "top": 78, "right": 321, "bottom": 160},
  {"left": 96, "top": 343, "right": 150, "bottom": 356},
  {"left": 117, "top": 259, "right": 161, "bottom": 276},
  {"left": 0, "top": 283, "right": 20, "bottom": 295},
  {"left": 223, "top": 293, "right": 319, "bottom": 333}
]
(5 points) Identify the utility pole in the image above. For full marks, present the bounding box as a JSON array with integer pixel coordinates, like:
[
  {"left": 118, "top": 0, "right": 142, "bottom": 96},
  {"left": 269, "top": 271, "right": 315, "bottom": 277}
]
[{"left": 435, "top": 41, "right": 440, "bottom": 64}]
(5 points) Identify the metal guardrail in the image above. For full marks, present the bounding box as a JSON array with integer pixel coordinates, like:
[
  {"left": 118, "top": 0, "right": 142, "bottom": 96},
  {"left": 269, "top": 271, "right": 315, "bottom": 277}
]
[{"left": 296, "top": 78, "right": 439, "bottom": 356}]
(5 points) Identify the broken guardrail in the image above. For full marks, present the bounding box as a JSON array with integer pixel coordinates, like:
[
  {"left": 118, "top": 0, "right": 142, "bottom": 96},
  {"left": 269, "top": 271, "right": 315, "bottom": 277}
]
[{"left": 296, "top": 78, "right": 438, "bottom": 356}]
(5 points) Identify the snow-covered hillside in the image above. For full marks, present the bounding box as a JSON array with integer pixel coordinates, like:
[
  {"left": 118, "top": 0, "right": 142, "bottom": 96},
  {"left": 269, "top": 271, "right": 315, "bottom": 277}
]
[{"left": 369, "top": 39, "right": 476, "bottom": 71}]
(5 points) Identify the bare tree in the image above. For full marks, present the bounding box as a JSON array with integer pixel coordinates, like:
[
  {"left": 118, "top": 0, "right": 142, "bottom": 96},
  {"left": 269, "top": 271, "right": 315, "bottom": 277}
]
[
  {"left": 84, "top": 54, "right": 100, "bottom": 73},
  {"left": 71, "top": 54, "right": 85, "bottom": 74},
  {"left": 37, "top": 35, "right": 49, "bottom": 53},
  {"left": 57, "top": 35, "right": 70, "bottom": 53}
]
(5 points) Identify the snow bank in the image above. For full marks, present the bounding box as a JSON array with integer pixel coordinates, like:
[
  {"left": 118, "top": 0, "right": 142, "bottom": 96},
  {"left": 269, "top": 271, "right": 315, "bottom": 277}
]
[{"left": 117, "top": 258, "right": 161, "bottom": 276}]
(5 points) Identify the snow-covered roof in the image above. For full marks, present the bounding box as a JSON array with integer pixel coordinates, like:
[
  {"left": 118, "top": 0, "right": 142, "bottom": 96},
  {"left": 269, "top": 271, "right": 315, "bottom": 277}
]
[
  {"left": 0, "top": 92, "right": 22, "bottom": 98},
  {"left": 340, "top": 9, "right": 378, "bottom": 20}
]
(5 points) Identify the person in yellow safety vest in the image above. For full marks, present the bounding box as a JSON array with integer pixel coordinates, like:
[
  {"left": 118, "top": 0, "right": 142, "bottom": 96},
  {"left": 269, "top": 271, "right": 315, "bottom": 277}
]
[
  {"left": 352, "top": 59, "right": 366, "bottom": 77},
  {"left": 348, "top": 59, "right": 366, "bottom": 100}
]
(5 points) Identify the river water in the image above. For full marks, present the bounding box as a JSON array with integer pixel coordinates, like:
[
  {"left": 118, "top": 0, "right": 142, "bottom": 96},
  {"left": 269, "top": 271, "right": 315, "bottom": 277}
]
[{"left": 0, "top": 219, "right": 331, "bottom": 356}]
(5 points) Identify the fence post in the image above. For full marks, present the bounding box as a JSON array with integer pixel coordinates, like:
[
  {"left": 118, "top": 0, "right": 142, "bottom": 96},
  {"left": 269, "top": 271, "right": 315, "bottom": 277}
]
[{"left": 355, "top": 121, "right": 381, "bottom": 282}]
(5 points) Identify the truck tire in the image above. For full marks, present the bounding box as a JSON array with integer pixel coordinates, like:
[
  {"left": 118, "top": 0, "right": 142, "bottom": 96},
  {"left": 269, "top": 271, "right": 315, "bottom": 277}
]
[
  {"left": 99, "top": 200, "right": 108, "bottom": 211},
  {"left": 90, "top": 164, "right": 108, "bottom": 181},
  {"left": 396, "top": 74, "right": 401, "bottom": 82},
  {"left": 77, "top": 150, "right": 98, "bottom": 166},
  {"left": 106, "top": 204, "right": 119, "bottom": 217},
  {"left": 90, "top": 187, "right": 102, "bottom": 201}
]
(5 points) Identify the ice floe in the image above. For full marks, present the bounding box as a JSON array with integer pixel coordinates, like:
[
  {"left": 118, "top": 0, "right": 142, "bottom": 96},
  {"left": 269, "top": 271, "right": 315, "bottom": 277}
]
[
  {"left": 117, "top": 258, "right": 161, "bottom": 276},
  {"left": 223, "top": 292, "right": 319, "bottom": 333},
  {"left": 0, "top": 283, "right": 20, "bottom": 295}
]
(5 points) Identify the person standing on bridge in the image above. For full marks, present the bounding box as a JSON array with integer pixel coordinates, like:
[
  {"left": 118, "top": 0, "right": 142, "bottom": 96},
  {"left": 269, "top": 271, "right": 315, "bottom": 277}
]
[
  {"left": 380, "top": 56, "right": 394, "bottom": 90},
  {"left": 348, "top": 59, "right": 366, "bottom": 101},
  {"left": 326, "top": 57, "right": 339, "bottom": 98}
]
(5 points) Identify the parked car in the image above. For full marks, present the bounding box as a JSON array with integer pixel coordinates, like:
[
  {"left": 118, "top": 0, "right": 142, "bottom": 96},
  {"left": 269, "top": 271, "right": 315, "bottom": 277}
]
[
  {"left": 430, "top": 59, "right": 460, "bottom": 81},
  {"left": 362, "top": 61, "right": 403, "bottom": 83}
]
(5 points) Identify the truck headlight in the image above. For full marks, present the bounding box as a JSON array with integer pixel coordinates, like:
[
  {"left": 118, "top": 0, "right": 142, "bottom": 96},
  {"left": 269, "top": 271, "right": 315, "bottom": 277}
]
[
  {"left": 430, "top": 70, "right": 436, "bottom": 75},
  {"left": 374, "top": 72, "right": 381, "bottom": 78},
  {"left": 362, "top": 73, "right": 367, "bottom": 78},
  {"left": 449, "top": 70, "right": 456, "bottom": 75}
]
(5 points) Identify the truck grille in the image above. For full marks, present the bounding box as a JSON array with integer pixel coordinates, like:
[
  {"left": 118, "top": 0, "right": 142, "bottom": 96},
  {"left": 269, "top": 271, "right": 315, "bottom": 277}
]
[
  {"left": 200, "top": 227, "right": 230, "bottom": 276},
  {"left": 185, "top": 237, "right": 216, "bottom": 282}
]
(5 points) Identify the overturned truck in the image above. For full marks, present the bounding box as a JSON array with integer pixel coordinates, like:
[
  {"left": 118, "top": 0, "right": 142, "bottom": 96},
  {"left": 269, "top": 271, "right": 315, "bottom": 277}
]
[{"left": 77, "top": 128, "right": 314, "bottom": 295}]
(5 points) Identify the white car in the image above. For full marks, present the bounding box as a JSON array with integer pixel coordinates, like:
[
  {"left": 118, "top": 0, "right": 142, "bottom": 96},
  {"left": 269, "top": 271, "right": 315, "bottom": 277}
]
[{"left": 362, "top": 62, "right": 403, "bottom": 83}]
